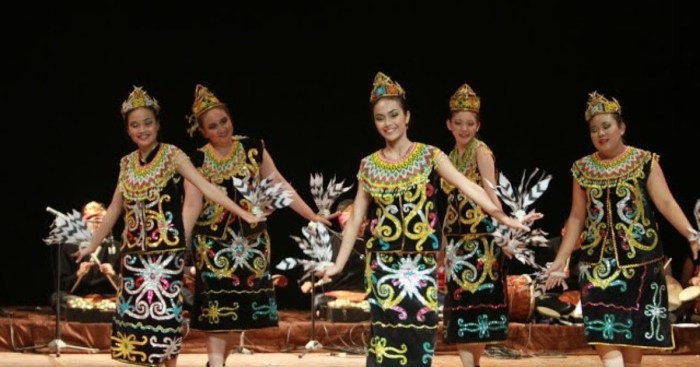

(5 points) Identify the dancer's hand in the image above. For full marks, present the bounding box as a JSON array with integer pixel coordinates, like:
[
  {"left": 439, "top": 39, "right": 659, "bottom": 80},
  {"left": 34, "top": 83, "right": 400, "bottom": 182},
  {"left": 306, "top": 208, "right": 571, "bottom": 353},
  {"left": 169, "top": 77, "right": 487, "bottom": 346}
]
[
  {"left": 501, "top": 215, "right": 530, "bottom": 232},
  {"left": 502, "top": 246, "right": 514, "bottom": 259},
  {"left": 544, "top": 259, "right": 568, "bottom": 290},
  {"left": 315, "top": 263, "right": 341, "bottom": 283},
  {"left": 313, "top": 211, "right": 339, "bottom": 226},
  {"left": 241, "top": 211, "right": 267, "bottom": 224},
  {"left": 521, "top": 210, "right": 544, "bottom": 224},
  {"left": 690, "top": 238, "right": 699, "bottom": 261}
]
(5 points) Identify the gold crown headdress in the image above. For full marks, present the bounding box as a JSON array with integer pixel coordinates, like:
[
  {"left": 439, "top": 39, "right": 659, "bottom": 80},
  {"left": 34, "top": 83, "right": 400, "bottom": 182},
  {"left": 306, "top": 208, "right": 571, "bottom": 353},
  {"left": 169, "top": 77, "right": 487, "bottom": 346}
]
[
  {"left": 584, "top": 91, "right": 621, "bottom": 121},
  {"left": 82, "top": 201, "right": 106, "bottom": 220},
  {"left": 449, "top": 83, "right": 480, "bottom": 112},
  {"left": 187, "top": 84, "right": 226, "bottom": 137},
  {"left": 121, "top": 86, "right": 160, "bottom": 118},
  {"left": 369, "top": 72, "right": 405, "bottom": 103}
]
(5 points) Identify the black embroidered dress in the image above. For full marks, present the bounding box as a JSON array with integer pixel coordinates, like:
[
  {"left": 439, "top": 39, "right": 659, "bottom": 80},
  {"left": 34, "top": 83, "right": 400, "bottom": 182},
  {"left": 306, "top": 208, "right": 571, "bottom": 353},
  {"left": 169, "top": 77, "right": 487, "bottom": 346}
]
[
  {"left": 112, "top": 143, "right": 188, "bottom": 366},
  {"left": 358, "top": 142, "right": 445, "bottom": 367},
  {"left": 573, "top": 146, "right": 673, "bottom": 350},
  {"left": 440, "top": 138, "right": 508, "bottom": 345},
  {"left": 190, "top": 136, "right": 278, "bottom": 332}
]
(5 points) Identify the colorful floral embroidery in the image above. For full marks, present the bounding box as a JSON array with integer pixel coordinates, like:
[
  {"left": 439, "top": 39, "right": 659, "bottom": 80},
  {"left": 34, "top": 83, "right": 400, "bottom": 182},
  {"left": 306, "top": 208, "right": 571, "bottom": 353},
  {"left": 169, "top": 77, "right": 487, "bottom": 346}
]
[{"left": 119, "top": 144, "right": 187, "bottom": 202}]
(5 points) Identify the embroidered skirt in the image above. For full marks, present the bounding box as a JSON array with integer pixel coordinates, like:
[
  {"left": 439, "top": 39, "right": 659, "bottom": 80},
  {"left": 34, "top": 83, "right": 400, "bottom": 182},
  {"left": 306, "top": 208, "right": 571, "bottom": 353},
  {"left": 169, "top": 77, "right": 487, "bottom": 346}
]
[
  {"left": 190, "top": 231, "right": 278, "bottom": 331},
  {"left": 442, "top": 234, "right": 509, "bottom": 344},
  {"left": 366, "top": 251, "right": 439, "bottom": 367},
  {"left": 111, "top": 251, "right": 185, "bottom": 366},
  {"left": 579, "top": 257, "right": 674, "bottom": 349}
]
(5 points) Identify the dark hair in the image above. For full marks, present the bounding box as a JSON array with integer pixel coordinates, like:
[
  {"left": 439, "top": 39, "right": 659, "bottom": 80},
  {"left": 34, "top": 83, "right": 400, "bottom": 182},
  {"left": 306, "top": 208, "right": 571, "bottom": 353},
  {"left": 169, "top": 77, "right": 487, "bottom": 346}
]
[
  {"left": 370, "top": 96, "right": 410, "bottom": 114},
  {"left": 587, "top": 111, "right": 624, "bottom": 125},
  {"left": 336, "top": 198, "right": 354, "bottom": 212},
  {"left": 124, "top": 105, "right": 160, "bottom": 124},
  {"left": 449, "top": 110, "right": 480, "bottom": 122},
  {"left": 197, "top": 104, "right": 232, "bottom": 127},
  {"left": 587, "top": 112, "right": 625, "bottom": 128},
  {"left": 609, "top": 113, "right": 624, "bottom": 126}
]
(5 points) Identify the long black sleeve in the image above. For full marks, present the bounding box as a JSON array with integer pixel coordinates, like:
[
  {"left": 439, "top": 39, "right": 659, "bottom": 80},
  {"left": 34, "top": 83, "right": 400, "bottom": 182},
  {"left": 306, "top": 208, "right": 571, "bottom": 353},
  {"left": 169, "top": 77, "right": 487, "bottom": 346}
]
[{"left": 57, "top": 239, "right": 120, "bottom": 296}]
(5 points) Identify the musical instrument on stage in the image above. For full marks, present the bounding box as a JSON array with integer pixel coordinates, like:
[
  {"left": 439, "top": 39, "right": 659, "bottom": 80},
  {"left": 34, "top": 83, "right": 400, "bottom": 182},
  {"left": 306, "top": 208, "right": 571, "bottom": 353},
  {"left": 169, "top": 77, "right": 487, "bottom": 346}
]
[
  {"left": 272, "top": 274, "right": 289, "bottom": 288},
  {"left": 679, "top": 285, "right": 700, "bottom": 303},
  {"left": 667, "top": 274, "right": 683, "bottom": 311},
  {"left": 506, "top": 274, "right": 535, "bottom": 322},
  {"left": 63, "top": 294, "right": 116, "bottom": 323}
]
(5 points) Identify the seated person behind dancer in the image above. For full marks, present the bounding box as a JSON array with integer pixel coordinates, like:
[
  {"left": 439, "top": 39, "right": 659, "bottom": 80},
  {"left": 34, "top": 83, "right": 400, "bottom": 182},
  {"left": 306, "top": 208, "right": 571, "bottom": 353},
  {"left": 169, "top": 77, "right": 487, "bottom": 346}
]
[
  {"left": 512, "top": 225, "right": 582, "bottom": 289},
  {"left": 509, "top": 225, "right": 582, "bottom": 317},
  {"left": 58, "top": 201, "right": 120, "bottom": 296},
  {"left": 299, "top": 199, "right": 367, "bottom": 311},
  {"left": 685, "top": 259, "right": 700, "bottom": 287}
]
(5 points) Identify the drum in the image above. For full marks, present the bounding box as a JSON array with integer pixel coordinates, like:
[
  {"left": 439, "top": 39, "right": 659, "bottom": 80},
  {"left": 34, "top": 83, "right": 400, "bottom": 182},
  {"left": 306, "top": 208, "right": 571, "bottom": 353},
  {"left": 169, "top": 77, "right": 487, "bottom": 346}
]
[
  {"left": 507, "top": 274, "right": 535, "bottom": 322},
  {"left": 679, "top": 285, "right": 700, "bottom": 303},
  {"left": 666, "top": 274, "right": 683, "bottom": 311}
]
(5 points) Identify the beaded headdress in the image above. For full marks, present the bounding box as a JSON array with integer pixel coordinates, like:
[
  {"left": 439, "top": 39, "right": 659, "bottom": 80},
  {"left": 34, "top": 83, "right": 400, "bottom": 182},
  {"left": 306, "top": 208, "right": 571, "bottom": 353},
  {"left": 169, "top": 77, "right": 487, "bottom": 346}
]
[
  {"left": 449, "top": 83, "right": 480, "bottom": 113},
  {"left": 584, "top": 91, "right": 621, "bottom": 121},
  {"left": 121, "top": 86, "right": 160, "bottom": 118},
  {"left": 187, "top": 84, "right": 226, "bottom": 137},
  {"left": 369, "top": 72, "right": 405, "bottom": 103},
  {"left": 82, "top": 201, "right": 106, "bottom": 221}
]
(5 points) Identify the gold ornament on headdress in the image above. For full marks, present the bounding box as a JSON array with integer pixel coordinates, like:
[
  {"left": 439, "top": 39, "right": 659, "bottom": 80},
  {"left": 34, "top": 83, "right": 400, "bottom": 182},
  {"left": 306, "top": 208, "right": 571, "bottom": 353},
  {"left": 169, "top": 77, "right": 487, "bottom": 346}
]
[
  {"left": 369, "top": 72, "right": 405, "bottom": 103},
  {"left": 187, "top": 84, "right": 227, "bottom": 137},
  {"left": 192, "top": 84, "right": 225, "bottom": 118},
  {"left": 449, "top": 83, "right": 480, "bottom": 112},
  {"left": 584, "top": 91, "right": 621, "bottom": 121},
  {"left": 82, "top": 201, "right": 106, "bottom": 221},
  {"left": 121, "top": 86, "right": 160, "bottom": 118}
]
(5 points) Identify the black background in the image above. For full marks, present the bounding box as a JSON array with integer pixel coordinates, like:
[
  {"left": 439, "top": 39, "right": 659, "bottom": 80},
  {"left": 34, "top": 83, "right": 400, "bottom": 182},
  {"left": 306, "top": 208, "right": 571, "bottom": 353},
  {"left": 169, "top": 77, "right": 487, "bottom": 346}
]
[{"left": 3, "top": 2, "right": 699, "bottom": 309}]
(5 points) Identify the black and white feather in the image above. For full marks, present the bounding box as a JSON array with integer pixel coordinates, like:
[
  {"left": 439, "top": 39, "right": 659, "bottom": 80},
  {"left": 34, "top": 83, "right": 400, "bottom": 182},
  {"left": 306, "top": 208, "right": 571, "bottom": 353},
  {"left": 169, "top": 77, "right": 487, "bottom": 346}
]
[
  {"left": 688, "top": 198, "right": 700, "bottom": 244},
  {"left": 693, "top": 199, "right": 700, "bottom": 232},
  {"left": 43, "top": 207, "right": 92, "bottom": 246},
  {"left": 492, "top": 227, "right": 549, "bottom": 268},
  {"left": 492, "top": 167, "right": 552, "bottom": 221},
  {"left": 309, "top": 173, "right": 353, "bottom": 216},
  {"left": 490, "top": 168, "right": 551, "bottom": 267},
  {"left": 276, "top": 222, "right": 334, "bottom": 283},
  {"left": 232, "top": 172, "right": 293, "bottom": 216}
]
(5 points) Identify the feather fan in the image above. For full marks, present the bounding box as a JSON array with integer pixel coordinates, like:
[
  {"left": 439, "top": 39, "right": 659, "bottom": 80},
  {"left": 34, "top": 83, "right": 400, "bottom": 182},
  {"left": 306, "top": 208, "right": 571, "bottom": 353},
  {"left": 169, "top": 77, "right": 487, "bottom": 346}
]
[
  {"left": 309, "top": 173, "right": 353, "bottom": 215},
  {"left": 493, "top": 167, "right": 552, "bottom": 221},
  {"left": 694, "top": 198, "right": 700, "bottom": 232},
  {"left": 276, "top": 222, "right": 334, "bottom": 283},
  {"left": 43, "top": 207, "right": 92, "bottom": 246},
  {"left": 687, "top": 198, "right": 700, "bottom": 249},
  {"left": 232, "top": 172, "right": 293, "bottom": 216},
  {"left": 489, "top": 168, "right": 551, "bottom": 268}
]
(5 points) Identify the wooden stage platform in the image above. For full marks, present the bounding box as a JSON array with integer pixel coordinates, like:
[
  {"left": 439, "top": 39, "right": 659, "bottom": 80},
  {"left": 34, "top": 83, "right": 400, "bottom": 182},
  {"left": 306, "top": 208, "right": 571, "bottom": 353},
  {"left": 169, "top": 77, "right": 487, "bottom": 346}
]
[
  {"left": 4, "top": 352, "right": 700, "bottom": 367},
  {"left": 1, "top": 306, "right": 699, "bottom": 357}
]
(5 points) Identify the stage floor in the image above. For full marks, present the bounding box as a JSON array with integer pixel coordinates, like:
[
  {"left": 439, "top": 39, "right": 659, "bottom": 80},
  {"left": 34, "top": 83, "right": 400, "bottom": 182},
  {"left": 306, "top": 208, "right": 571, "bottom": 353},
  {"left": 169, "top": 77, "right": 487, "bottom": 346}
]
[
  {"left": 3, "top": 352, "right": 700, "bottom": 367},
  {"left": 2, "top": 306, "right": 699, "bottom": 359}
]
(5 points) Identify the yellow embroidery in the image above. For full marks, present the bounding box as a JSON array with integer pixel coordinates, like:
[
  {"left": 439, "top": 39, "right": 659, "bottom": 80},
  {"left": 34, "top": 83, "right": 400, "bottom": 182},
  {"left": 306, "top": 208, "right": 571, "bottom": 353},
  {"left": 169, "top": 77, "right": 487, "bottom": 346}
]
[
  {"left": 458, "top": 237, "right": 499, "bottom": 293},
  {"left": 111, "top": 331, "right": 148, "bottom": 363},
  {"left": 370, "top": 336, "right": 409, "bottom": 365},
  {"left": 198, "top": 300, "right": 240, "bottom": 324},
  {"left": 123, "top": 194, "right": 181, "bottom": 251}
]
